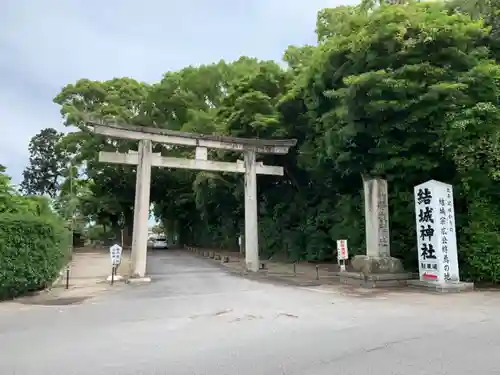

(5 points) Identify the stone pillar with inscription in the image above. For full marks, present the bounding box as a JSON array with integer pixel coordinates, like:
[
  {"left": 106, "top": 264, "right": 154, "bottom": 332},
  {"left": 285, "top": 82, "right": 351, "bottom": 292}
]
[
  {"left": 351, "top": 178, "right": 404, "bottom": 275},
  {"left": 339, "top": 177, "right": 412, "bottom": 288}
]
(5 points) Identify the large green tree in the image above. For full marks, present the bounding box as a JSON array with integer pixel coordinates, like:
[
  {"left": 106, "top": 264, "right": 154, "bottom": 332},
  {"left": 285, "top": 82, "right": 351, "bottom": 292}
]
[
  {"left": 21, "top": 128, "right": 69, "bottom": 198},
  {"left": 1, "top": 165, "right": 53, "bottom": 216},
  {"left": 53, "top": 78, "right": 150, "bottom": 243},
  {"left": 284, "top": 1, "right": 500, "bottom": 273},
  {"left": 49, "top": 0, "right": 500, "bottom": 282}
]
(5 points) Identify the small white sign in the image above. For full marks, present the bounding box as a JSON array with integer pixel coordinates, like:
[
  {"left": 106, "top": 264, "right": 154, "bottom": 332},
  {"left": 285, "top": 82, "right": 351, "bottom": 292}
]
[
  {"left": 337, "top": 239, "right": 348, "bottom": 260},
  {"left": 414, "top": 180, "right": 459, "bottom": 283},
  {"left": 109, "top": 244, "right": 123, "bottom": 266},
  {"left": 195, "top": 146, "right": 208, "bottom": 160}
]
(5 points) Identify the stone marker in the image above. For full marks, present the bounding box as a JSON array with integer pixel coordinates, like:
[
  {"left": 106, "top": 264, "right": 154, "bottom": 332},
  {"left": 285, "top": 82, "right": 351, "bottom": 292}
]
[
  {"left": 408, "top": 180, "right": 473, "bottom": 292},
  {"left": 339, "top": 178, "right": 412, "bottom": 288},
  {"left": 351, "top": 178, "right": 404, "bottom": 275}
]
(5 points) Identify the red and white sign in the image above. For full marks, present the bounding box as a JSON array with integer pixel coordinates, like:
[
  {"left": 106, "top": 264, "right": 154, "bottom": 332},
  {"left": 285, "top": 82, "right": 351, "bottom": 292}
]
[
  {"left": 337, "top": 239, "right": 348, "bottom": 260},
  {"left": 423, "top": 272, "right": 438, "bottom": 280}
]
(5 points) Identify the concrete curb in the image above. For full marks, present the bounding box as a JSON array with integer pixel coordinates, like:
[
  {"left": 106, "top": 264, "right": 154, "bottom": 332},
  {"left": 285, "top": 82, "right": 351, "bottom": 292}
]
[
  {"left": 185, "top": 248, "right": 327, "bottom": 288},
  {"left": 126, "top": 277, "right": 152, "bottom": 284},
  {"left": 226, "top": 267, "right": 326, "bottom": 287},
  {"left": 186, "top": 247, "right": 472, "bottom": 293},
  {"left": 189, "top": 249, "right": 474, "bottom": 294}
]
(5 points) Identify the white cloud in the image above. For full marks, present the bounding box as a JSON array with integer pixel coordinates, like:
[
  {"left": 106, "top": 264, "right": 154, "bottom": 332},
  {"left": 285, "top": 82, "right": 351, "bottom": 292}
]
[{"left": 0, "top": 0, "right": 356, "bottom": 183}]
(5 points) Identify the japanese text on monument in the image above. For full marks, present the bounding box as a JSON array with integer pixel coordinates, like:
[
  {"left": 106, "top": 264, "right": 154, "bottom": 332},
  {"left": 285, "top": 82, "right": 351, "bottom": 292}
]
[
  {"left": 377, "top": 183, "right": 390, "bottom": 250},
  {"left": 417, "top": 187, "right": 438, "bottom": 276},
  {"left": 438, "top": 194, "right": 451, "bottom": 281}
]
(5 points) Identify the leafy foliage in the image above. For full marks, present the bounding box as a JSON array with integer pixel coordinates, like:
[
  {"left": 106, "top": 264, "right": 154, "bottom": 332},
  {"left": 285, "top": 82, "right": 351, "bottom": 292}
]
[
  {"left": 0, "top": 213, "right": 69, "bottom": 299},
  {"left": 0, "top": 167, "right": 69, "bottom": 300},
  {"left": 21, "top": 128, "right": 69, "bottom": 198},
  {"left": 49, "top": 0, "right": 500, "bottom": 282}
]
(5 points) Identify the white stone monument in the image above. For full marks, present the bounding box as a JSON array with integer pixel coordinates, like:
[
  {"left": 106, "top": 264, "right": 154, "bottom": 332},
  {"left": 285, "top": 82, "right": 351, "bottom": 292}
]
[
  {"left": 414, "top": 180, "right": 459, "bottom": 282},
  {"left": 409, "top": 180, "right": 473, "bottom": 292}
]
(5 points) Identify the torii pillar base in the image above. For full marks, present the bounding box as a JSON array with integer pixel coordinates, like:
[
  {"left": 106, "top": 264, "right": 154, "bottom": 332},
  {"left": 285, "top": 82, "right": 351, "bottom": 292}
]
[{"left": 127, "top": 277, "right": 152, "bottom": 284}]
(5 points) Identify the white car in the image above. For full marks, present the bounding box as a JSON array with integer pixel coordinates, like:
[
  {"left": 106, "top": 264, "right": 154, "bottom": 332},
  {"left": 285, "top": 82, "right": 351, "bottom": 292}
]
[
  {"left": 152, "top": 237, "right": 168, "bottom": 249},
  {"left": 147, "top": 237, "right": 155, "bottom": 247}
]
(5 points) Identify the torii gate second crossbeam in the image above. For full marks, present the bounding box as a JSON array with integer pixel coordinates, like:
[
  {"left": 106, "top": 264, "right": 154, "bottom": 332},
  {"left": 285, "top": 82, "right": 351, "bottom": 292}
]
[{"left": 87, "top": 119, "right": 297, "bottom": 281}]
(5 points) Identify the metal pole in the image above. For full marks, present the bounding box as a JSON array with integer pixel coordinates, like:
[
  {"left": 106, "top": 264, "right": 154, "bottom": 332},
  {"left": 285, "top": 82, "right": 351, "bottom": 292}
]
[
  {"left": 315, "top": 265, "right": 319, "bottom": 280},
  {"left": 111, "top": 266, "right": 115, "bottom": 285},
  {"left": 65, "top": 266, "right": 70, "bottom": 289},
  {"left": 68, "top": 161, "right": 75, "bottom": 260}
]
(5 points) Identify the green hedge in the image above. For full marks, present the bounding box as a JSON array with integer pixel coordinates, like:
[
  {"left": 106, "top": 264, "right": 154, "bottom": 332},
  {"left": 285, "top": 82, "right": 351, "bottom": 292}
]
[{"left": 0, "top": 213, "right": 69, "bottom": 300}]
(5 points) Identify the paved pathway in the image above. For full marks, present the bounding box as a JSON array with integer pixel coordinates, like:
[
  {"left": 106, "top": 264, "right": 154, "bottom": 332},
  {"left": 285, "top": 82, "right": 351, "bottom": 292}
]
[{"left": 1, "top": 250, "right": 499, "bottom": 374}]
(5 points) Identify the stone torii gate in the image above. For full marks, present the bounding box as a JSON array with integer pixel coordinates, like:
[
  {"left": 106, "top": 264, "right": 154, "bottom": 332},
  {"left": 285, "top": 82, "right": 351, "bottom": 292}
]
[{"left": 87, "top": 119, "right": 296, "bottom": 280}]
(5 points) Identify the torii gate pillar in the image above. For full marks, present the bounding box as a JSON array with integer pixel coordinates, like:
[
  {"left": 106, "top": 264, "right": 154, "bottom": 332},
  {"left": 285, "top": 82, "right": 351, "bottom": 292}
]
[
  {"left": 130, "top": 139, "right": 152, "bottom": 278},
  {"left": 244, "top": 150, "right": 259, "bottom": 272}
]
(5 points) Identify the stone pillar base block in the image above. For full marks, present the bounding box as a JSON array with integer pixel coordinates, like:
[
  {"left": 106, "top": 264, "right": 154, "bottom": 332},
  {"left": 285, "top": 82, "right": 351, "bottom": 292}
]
[
  {"left": 339, "top": 271, "right": 413, "bottom": 288},
  {"left": 351, "top": 255, "right": 404, "bottom": 274},
  {"left": 408, "top": 280, "right": 474, "bottom": 293},
  {"left": 245, "top": 262, "right": 260, "bottom": 273},
  {"left": 127, "top": 277, "right": 152, "bottom": 284},
  {"left": 106, "top": 275, "right": 124, "bottom": 282}
]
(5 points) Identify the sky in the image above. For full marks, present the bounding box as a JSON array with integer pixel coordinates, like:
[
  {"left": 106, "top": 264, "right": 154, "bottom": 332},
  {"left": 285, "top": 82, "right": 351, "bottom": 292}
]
[{"left": 0, "top": 0, "right": 357, "bottom": 185}]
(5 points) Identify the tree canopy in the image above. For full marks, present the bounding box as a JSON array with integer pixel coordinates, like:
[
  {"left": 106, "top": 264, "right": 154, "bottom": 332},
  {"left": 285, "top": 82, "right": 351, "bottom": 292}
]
[
  {"left": 44, "top": 0, "right": 500, "bottom": 282},
  {"left": 21, "top": 128, "right": 69, "bottom": 198}
]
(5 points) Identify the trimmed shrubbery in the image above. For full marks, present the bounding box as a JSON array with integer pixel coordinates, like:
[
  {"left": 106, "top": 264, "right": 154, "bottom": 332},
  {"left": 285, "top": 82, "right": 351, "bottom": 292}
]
[{"left": 0, "top": 213, "right": 69, "bottom": 300}]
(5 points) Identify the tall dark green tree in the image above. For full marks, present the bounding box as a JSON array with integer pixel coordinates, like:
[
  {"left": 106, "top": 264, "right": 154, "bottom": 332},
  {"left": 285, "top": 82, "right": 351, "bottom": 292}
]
[{"left": 21, "top": 128, "right": 69, "bottom": 198}]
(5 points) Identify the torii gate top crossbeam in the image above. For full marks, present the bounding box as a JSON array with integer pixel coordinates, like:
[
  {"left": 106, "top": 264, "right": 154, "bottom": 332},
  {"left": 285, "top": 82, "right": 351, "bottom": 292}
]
[{"left": 87, "top": 120, "right": 297, "bottom": 155}]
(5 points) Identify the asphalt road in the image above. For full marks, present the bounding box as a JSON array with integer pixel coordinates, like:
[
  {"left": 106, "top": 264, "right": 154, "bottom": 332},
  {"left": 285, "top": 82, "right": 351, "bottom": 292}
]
[{"left": 1, "top": 251, "right": 500, "bottom": 375}]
